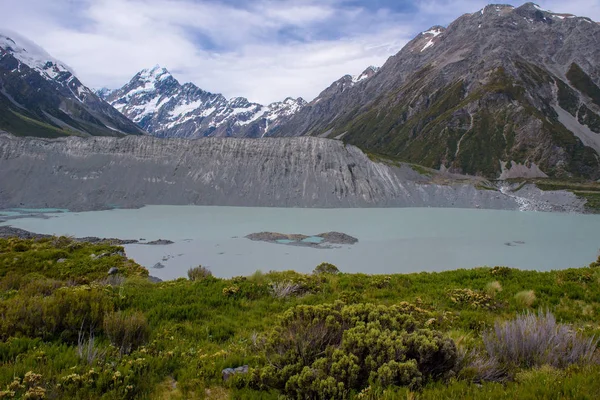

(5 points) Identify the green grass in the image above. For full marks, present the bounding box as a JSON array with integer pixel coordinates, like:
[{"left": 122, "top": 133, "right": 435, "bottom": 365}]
[{"left": 0, "top": 237, "right": 599, "bottom": 399}]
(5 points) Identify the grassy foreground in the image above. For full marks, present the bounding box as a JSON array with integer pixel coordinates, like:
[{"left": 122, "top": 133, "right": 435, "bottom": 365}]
[{"left": 0, "top": 237, "right": 599, "bottom": 399}]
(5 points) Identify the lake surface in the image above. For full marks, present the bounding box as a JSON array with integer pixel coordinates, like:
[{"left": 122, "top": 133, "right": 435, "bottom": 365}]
[{"left": 2, "top": 206, "right": 600, "bottom": 280}]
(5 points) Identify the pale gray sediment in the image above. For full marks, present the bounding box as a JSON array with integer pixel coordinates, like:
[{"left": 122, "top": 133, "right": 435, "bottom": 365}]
[{"left": 0, "top": 134, "right": 586, "bottom": 212}]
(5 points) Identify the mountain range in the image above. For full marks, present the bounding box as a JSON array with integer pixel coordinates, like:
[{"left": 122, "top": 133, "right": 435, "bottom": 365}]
[
  {"left": 96, "top": 65, "right": 377, "bottom": 139},
  {"left": 1, "top": 3, "right": 600, "bottom": 181}
]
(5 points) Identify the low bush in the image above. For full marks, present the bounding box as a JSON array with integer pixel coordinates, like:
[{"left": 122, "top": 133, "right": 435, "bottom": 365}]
[
  {"left": 187, "top": 265, "right": 213, "bottom": 281},
  {"left": 103, "top": 311, "right": 149, "bottom": 355},
  {"left": 483, "top": 310, "right": 598, "bottom": 370},
  {"left": 0, "top": 285, "right": 114, "bottom": 342},
  {"left": 313, "top": 262, "right": 340, "bottom": 275},
  {"left": 448, "top": 289, "right": 495, "bottom": 309},
  {"left": 269, "top": 281, "right": 303, "bottom": 299},
  {"left": 248, "top": 302, "right": 457, "bottom": 398},
  {"left": 490, "top": 266, "right": 512, "bottom": 277}
]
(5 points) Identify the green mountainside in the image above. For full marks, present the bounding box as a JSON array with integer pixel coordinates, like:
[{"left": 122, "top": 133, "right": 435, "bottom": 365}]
[{"left": 274, "top": 4, "right": 600, "bottom": 180}]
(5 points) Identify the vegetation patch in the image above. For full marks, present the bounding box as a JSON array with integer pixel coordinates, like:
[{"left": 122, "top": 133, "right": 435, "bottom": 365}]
[{"left": 0, "top": 237, "right": 599, "bottom": 398}]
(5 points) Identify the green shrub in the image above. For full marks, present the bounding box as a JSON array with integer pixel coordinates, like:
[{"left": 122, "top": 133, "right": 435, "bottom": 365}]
[
  {"left": 250, "top": 302, "right": 457, "bottom": 398},
  {"left": 490, "top": 266, "right": 512, "bottom": 277},
  {"left": 103, "top": 311, "right": 149, "bottom": 355},
  {"left": 222, "top": 286, "right": 240, "bottom": 297},
  {"left": 187, "top": 265, "right": 213, "bottom": 281},
  {"left": 313, "top": 263, "right": 340, "bottom": 275},
  {"left": 448, "top": 289, "right": 495, "bottom": 309},
  {"left": 0, "top": 285, "right": 113, "bottom": 342}
]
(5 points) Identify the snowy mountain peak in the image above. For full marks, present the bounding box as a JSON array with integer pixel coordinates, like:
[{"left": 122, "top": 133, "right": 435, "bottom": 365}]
[
  {"left": 352, "top": 66, "right": 380, "bottom": 83},
  {"left": 104, "top": 68, "right": 307, "bottom": 138},
  {"left": 0, "top": 30, "right": 74, "bottom": 82},
  {"left": 138, "top": 65, "right": 172, "bottom": 82}
]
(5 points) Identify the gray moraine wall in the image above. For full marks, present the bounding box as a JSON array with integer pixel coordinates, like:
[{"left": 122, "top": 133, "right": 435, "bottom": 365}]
[{"left": 0, "top": 134, "right": 585, "bottom": 212}]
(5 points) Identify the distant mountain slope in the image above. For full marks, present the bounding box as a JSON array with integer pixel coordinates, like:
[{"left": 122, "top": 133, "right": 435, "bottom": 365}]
[
  {"left": 272, "top": 3, "right": 600, "bottom": 180},
  {"left": 99, "top": 66, "right": 306, "bottom": 138},
  {"left": 0, "top": 31, "right": 145, "bottom": 138}
]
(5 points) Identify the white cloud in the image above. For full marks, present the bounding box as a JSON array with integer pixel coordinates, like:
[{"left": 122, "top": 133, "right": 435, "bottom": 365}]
[{"left": 1, "top": 0, "right": 599, "bottom": 104}]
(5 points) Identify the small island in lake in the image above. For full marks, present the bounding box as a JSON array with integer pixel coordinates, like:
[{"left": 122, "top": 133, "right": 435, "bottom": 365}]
[{"left": 245, "top": 231, "right": 358, "bottom": 248}]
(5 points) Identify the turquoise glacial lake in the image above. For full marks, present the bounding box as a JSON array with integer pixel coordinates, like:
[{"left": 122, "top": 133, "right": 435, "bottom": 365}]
[{"left": 2, "top": 206, "right": 600, "bottom": 280}]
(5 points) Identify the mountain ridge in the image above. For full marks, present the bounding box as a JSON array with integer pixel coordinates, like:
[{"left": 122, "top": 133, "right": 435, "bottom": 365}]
[
  {"left": 99, "top": 65, "right": 307, "bottom": 138},
  {"left": 269, "top": 2, "right": 600, "bottom": 180},
  {"left": 0, "top": 31, "right": 145, "bottom": 138}
]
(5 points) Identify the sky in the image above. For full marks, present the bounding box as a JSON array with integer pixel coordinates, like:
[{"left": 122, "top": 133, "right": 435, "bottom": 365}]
[{"left": 2, "top": 0, "right": 600, "bottom": 104}]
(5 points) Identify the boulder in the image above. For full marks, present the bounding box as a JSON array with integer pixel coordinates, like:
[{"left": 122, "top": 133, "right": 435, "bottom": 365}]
[{"left": 222, "top": 365, "right": 249, "bottom": 381}]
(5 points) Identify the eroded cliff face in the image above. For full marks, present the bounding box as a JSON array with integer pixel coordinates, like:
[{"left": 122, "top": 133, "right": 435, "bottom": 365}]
[{"left": 0, "top": 135, "right": 584, "bottom": 212}]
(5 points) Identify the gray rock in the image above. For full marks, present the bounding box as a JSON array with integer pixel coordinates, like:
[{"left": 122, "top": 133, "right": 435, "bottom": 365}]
[
  {"left": 222, "top": 365, "right": 249, "bottom": 381},
  {"left": 0, "top": 226, "right": 51, "bottom": 239},
  {"left": 108, "top": 267, "right": 119, "bottom": 275},
  {"left": 148, "top": 276, "right": 163, "bottom": 283},
  {"left": 152, "top": 262, "right": 166, "bottom": 269},
  {"left": 142, "top": 239, "right": 174, "bottom": 245},
  {"left": 246, "top": 231, "right": 359, "bottom": 248},
  {"left": 56, "top": 258, "right": 67, "bottom": 263}
]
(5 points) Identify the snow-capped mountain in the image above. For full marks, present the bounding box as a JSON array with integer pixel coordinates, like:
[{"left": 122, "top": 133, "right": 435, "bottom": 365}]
[
  {"left": 99, "top": 66, "right": 307, "bottom": 138},
  {"left": 0, "top": 31, "right": 145, "bottom": 137}
]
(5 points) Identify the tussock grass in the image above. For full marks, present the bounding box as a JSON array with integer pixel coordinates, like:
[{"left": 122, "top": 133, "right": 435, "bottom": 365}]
[{"left": 514, "top": 290, "right": 536, "bottom": 308}]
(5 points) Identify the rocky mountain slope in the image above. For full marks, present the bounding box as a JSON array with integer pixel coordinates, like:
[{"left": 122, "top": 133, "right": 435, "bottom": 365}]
[
  {"left": 0, "top": 31, "right": 145, "bottom": 138},
  {"left": 0, "top": 133, "right": 583, "bottom": 212},
  {"left": 99, "top": 66, "right": 306, "bottom": 138},
  {"left": 271, "top": 3, "right": 600, "bottom": 180}
]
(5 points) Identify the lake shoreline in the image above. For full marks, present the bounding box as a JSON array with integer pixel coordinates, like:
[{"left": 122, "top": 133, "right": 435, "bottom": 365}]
[{"left": 0, "top": 226, "right": 173, "bottom": 246}]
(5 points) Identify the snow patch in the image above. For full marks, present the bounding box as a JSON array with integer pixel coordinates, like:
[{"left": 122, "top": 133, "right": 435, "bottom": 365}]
[
  {"left": 533, "top": 4, "right": 550, "bottom": 13},
  {"left": 169, "top": 100, "right": 205, "bottom": 117},
  {"left": 422, "top": 28, "right": 443, "bottom": 37},
  {"left": 0, "top": 30, "right": 74, "bottom": 78},
  {"left": 421, "top": 40, "right": 435, "bottom": 52}
]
